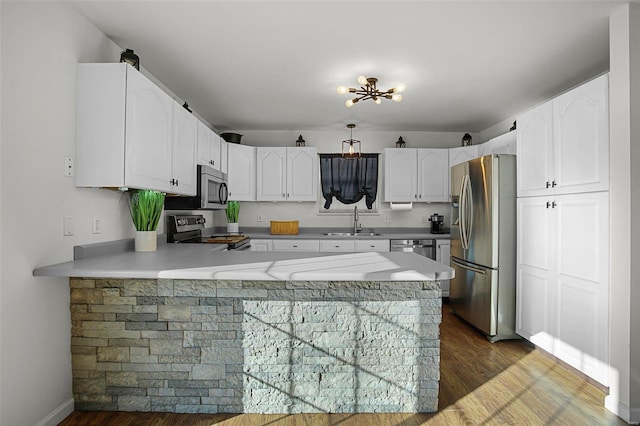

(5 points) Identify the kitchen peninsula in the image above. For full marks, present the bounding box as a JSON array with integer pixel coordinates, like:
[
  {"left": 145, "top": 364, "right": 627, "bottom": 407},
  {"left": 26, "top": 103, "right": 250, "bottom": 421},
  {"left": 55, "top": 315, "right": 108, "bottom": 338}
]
[{"left": 34, "top": 244, "right": 453, "bottom": 414}]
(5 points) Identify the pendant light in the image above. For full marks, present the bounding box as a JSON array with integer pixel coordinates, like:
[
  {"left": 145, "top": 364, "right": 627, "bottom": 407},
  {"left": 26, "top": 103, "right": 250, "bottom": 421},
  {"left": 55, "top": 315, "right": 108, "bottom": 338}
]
[{"left": 342, "top": 124, "right": 361, "bottom": 158}]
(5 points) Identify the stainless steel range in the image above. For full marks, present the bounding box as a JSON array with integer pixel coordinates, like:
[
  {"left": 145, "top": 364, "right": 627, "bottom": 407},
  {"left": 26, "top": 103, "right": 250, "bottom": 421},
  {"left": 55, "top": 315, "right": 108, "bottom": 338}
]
[{"left": 166, "top": 214, "right": 251, "bottom": 250}]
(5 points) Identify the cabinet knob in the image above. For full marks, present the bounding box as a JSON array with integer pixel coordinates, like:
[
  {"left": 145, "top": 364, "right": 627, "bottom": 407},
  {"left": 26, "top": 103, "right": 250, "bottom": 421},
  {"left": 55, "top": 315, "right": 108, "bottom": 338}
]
[
  {"left": 546, "top": 181, "right": 551, "bottom": 188},
  {"left": 551, "top": 180, "right": 557, "bottom": 188},
  {"left": 175, "top": 179, "right": 179, "bottom": 186},
  {"left": 170, "top": 178, "right": 176, "bottom": 185}
]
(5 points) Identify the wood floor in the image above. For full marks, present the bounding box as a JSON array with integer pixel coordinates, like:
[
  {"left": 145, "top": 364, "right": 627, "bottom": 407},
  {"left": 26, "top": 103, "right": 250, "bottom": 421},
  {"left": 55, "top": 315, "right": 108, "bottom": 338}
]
[{"left": 59, "top": 304, "right": 625, "bottom": 426}]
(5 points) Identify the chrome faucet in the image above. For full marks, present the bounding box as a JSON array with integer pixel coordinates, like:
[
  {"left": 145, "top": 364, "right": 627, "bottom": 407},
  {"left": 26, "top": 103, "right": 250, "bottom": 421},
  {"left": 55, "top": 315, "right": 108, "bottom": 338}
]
[{"left": 353, "top": 206, "right": 362, "bottom": 234}]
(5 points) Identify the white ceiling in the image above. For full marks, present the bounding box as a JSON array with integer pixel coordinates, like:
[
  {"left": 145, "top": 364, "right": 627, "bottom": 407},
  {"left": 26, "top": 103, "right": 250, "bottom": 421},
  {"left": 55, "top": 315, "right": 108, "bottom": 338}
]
[{"left": 69, "top": 0, "right": 622, "bottom": 133}]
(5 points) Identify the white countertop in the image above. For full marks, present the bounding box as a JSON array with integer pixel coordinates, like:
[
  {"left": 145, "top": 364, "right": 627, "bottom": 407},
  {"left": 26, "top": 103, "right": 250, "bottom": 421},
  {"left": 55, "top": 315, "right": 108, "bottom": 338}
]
[{"left": 33, "top": 244, "right": 454, "bottom": 282}]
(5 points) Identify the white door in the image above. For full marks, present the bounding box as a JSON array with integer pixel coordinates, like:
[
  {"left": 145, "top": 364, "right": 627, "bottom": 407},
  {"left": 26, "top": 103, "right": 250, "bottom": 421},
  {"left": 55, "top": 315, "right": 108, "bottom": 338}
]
[
  {"left": 516, "top": 101, "right": 554, "bottom": 197},
  {"left": 552, "top": 75, "right": 609, "bottom": 195},
  {"left": 417, "top": 149, "right": 449, "bottom": 202},
  {"left": 553, "top": 191, "right": 609, "bottom": 385},
  {"left": 227, "top": 143, "right": 256, "bottom": 201},
  {"left": 516, "top": 196, "right": 555, "bottom": 353},
  {"left": 384, "top": 148, "right": 417, "bottom": 202},
  {"left": 257, "top": 147, "right": 286, "bottom": 201},
  {"left": 171, "top": 102, "right": 197, "bottom": 196},
  {"left": 124, "top": 68, "right": 173, "bottom": 192},
  {"left": 287, "top": 147, "right": 317, "bottom": 201}
]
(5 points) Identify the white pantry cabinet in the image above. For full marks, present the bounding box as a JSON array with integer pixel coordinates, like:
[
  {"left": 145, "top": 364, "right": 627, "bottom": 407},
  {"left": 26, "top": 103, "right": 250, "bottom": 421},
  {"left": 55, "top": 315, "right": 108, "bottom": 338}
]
[
  {"left": 436, "top": 240, "right": 451, "bottom": 297},
  {"left": 383, "top": 148, "right": 449, "bottom": 202},
  {"left": 517, "top": 74, "right": 609, "bottom": 197},
  {"left": 256, "top": 147, "right": 318, "bottom": 201},
  {"left": 516, "top": 191, "right": 609, "bottom": 385},
  {"left": 76, "top": 63, "right": 196, "bottom": 195},
  {"left": 196, "top": 121, "right": 221, "bottom": 170},
  {"left": 227, "top": 143, "right": 256, "bottom": 201}
]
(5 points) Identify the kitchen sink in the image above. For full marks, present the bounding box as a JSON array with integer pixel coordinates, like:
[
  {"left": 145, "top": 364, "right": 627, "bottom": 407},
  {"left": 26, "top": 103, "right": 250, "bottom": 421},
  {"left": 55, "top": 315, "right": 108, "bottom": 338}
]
[{"left": 323, "top": 232, "right": 383, "bottom": 237}]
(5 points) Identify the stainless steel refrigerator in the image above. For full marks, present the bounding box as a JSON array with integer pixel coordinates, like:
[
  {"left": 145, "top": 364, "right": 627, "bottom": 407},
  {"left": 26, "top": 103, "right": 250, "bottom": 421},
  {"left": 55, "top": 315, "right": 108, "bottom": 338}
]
[{"left": 450, "top": 154, "right": 518, "bottom": 342}]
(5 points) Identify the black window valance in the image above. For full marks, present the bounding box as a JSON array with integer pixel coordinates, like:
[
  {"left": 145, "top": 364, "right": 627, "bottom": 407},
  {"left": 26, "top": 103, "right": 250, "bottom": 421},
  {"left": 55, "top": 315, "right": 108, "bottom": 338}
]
[{"left": 319, "top": 154, "right": 379, "bottom": 209}]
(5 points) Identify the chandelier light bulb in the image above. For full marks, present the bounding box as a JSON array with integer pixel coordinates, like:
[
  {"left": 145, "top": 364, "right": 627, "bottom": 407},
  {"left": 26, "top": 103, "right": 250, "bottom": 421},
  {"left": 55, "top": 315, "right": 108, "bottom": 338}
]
[
  {"left": 392, "top": 94, "right": 403, "bottom": 102},
  {"left": 345, "top": 99, "right": 354, "bottom": 108},
  {"left": 357, "top": 75, "right": 368, "bottom": 85},
  {"left": 337, "top": 86, "right": 349, "bottom": 94},
  {"left": 374, "top": 97, "right": 382, "bottom": 105},
  {"left": 395, "top": 83, "right": 406, "bottom": 93}
]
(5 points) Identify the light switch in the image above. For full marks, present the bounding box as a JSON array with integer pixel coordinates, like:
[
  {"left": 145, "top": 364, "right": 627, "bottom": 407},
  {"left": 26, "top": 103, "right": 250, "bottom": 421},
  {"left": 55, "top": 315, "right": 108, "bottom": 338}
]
[{"left": 64, "top": 216, "right": 74, "bottom": 236}]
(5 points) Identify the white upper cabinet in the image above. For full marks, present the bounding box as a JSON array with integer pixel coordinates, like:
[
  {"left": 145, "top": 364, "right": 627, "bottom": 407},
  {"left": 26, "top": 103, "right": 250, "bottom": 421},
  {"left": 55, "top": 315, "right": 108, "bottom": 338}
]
[
  {"left": 517, "top": 74, "right": 609, "bottom": 197},
  {"left": 477, "top": 132, "right": 517, "bottom": 157},
  {"left": 227, "top": 143, "right": 256, "bottom": 201},
  {"left": 76, "top": 63, "right": 195, "bottom": 195},
  {"left": 196, "top": 121, "right": 221, "bottom": 170},
  {"left": 384, "top": 148, "right": 448, "bottom": 202},
  {"left": 417, "top": 149, "right": 449, "bottom": 202},
  {"left": 256, "top": 147, "right": 318, "bottom": 201},
  {"left": 170, "top": 103, "right": 198, "bottom": 195},
  {"left": 220, "top": 140, "right": 228, "bottom": 174},
  {"left": 448, "top": 145, "right": 479, "bottom": 168}
]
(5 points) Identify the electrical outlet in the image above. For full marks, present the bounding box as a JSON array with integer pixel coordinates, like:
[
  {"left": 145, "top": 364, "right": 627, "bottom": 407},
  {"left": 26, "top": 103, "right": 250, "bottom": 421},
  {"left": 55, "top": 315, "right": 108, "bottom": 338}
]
[
  {"left": 257, "top": 213, "right": 263, "bottom": 222},
  {"left": 422, "top": 216, "right": 428, "bottom": 223},
  {"left": 64, "top": 156, "right": 73, "bottom": 177},
  {"left": 384, "top": 215, "right": 392, "bottom": 223},
  {"left": 63, "top": 216, "right": 74, "bottom": 236},
  {"left": 92, "top": 216, "right": 102, "bottom": 234}
]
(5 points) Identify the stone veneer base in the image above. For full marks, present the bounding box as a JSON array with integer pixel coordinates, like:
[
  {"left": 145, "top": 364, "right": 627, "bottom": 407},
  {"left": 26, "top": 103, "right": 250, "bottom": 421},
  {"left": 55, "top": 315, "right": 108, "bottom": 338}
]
[{"left": 69, "top": 278, "right": 441, "bottom": 413}]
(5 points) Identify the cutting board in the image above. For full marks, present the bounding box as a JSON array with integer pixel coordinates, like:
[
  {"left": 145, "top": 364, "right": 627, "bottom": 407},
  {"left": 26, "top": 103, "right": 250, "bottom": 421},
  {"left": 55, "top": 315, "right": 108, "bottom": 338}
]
[{"left": 205, "top": 235, "right": 248, "bottom": 244}]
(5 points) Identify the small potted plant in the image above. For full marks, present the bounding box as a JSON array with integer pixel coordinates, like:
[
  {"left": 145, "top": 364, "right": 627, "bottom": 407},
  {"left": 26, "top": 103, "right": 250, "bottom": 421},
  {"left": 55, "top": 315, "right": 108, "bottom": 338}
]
[
  {"left": 225, "top": 200, "right": 240, "bottom": 234},
  {"left": 129, "top": 189, "right": 165, "bottom": 252}
]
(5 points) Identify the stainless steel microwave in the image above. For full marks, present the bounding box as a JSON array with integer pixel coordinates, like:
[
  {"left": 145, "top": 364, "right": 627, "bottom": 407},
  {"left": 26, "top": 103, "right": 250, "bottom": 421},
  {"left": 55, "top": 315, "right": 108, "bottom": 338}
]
[{"left": 164, "top": 165, "right": 228, "bottom": 210}]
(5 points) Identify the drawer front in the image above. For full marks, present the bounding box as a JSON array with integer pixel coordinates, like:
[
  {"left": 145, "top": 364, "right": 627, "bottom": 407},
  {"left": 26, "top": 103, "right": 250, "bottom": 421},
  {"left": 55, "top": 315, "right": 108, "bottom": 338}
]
[
  {"left": 355, "top": 239, "right": 390, "bottom": 252},
  {"left": 319, "top": 240, "right": 356, "bottom": 252},
  {"left": 272, "top": 239, "right": 320, "bottom": 252}
]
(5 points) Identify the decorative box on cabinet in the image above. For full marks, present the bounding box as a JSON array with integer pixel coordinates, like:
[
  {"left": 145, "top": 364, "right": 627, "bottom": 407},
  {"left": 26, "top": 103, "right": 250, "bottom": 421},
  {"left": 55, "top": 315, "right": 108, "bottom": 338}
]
[
  {"left": 517, "top": 74, "right": 609, "bottom": 197},
  {"left": 227, "top": 143, "right": 256, "bottom": 201},
  {"left": 256, "top": 147, "right": 318, "bottom": 201},
  {"left": 383, "top": 148, "right": 449, "bottom": 202},
  {"left": 516, "top": 191, "right": 609, "bottom": 385},
  {"left": 76, "top": 63, "right": 196, "bottom": 195}
]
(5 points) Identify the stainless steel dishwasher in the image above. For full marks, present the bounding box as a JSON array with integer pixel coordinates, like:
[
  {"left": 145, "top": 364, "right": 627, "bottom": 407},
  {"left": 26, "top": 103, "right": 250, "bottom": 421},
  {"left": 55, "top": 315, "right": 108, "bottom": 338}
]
[{"left": 390, "top": 239, "right": 436, "bottom": 260}]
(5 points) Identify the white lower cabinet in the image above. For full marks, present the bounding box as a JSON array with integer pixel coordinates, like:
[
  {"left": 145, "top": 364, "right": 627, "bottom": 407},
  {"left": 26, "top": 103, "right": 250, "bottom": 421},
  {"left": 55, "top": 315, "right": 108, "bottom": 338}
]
[
  {"left": 272, "top": 239, "right": 320, "bottom": 252},
  {"left": 354, "top": 240, "right": 390, "bottom": 252},
  {"left": 516, "top": 192, "right": 609, "bottom": 385},
  {"left": 319, "top": 240, "right": 355, "bottom": 252},
  {"left": 250, "top": 239, "right": 272, "bottom": 252},
  {"left": 436, "top": 240, "right": 450, "bottom": 297}
]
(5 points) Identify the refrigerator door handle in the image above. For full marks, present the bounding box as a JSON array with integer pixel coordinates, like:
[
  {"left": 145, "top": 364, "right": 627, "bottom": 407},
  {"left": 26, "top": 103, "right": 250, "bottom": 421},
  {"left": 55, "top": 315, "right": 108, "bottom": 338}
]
[
  {"left": 451, "top": 257, "right": 487, "bottom": 275},
  {"left": 459, "top": 175, "right": 468, "bottom": 250},
  {"left": 465, "top": 175, "right": 473, "bottom": 246}
]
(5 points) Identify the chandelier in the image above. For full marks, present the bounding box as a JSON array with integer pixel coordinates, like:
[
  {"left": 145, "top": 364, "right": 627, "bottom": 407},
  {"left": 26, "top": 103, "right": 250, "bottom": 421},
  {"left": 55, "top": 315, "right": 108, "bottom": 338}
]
[
  {"left": 337, "top": 75, "right": 405, "bottom": 107},
  {"left": 342, "top": 124, "right": 361, "bottom": 158}
]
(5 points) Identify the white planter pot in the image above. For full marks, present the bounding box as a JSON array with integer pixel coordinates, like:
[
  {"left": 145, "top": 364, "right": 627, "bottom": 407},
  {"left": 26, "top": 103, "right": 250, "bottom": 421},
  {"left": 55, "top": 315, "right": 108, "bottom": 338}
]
[
  {"left": 227, "top": 222, "right": 239, "bottom": 234},
  {"left": 135, "top": 230, "right": 157, "bottom": 252}
]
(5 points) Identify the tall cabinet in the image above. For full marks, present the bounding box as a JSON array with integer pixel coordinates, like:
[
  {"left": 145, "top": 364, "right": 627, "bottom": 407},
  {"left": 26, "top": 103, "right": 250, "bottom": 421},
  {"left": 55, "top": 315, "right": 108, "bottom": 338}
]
[{"left": 515, "top": 74, "right": 610, "bottom": 386}]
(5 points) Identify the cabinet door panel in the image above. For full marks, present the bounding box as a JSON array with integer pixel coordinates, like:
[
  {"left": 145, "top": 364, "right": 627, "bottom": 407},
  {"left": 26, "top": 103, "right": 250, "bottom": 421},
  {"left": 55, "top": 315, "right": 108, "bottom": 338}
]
[
  {"left": 171, "top": 103, "right": 197, "bottom": 195},
  {"left": 418, "top": 149, "right": 449, "bottom": 202},
  {"left": 516, "top": 267, "right": 554, "bottom": 352},
  {"left": 516, "top": 102, "right": 553, "bottom": 197},
  {"left": 257, "top": 148, "right": 286, "bottom": 201},
  {"left": 287, "top": 147, "right": 317, "bottom": 201},
  {"left": 227, "top": 144, "right": 256, "bottom": 201},
  {"left": 319, "top": 240, "right": 355, "bottom": 252},
  {"left": 272, "top": 239, "right": 320, "bottom": 251},
  {"left": 384, "top": 148, "right": 417, "bottom": 202},
  {"left": 554, "top": 192, "right": 609, "bottom": 385},
  {"left": 553, "top": 75, "right": 609, "bottom": 195},
  {"left": 125, "top": 68, "right": 173, "bottom": 191},
  {"left": 355, "top": 240, "right": 390, "bottom": 252}
]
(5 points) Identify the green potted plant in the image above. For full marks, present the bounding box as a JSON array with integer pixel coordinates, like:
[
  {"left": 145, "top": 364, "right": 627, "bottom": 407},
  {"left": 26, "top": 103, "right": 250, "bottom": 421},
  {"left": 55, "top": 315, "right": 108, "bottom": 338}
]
[
  {"left": 129, "top": 189, "right": 165, "bottom": 252},
  {"left": 225, "top": 200, "right": 240, "bottom": 234}
]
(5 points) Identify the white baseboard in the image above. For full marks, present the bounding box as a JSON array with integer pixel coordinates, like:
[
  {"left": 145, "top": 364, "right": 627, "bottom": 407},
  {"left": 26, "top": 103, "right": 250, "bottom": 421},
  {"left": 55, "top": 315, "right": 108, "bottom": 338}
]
[
  {"left": 605, "top": 395, "right": 632, "bottom": 424},
  {"left": 34, "top": 398, "right": 74, "bottom": 426}
]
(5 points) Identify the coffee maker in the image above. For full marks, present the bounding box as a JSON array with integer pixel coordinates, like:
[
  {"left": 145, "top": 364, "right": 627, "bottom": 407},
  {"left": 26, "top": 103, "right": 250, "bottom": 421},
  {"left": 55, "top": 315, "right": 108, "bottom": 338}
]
[{"left": 428, "top": 213, "right": 445, "bottom": 234}]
